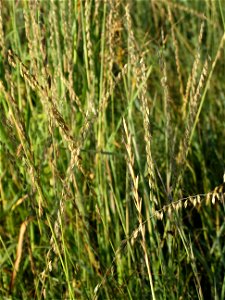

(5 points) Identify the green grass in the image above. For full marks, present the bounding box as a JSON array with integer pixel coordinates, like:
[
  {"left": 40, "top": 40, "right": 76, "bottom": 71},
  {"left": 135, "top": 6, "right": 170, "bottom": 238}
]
[{"left": 0, "top": 0, "right": 225, "bottom": 299}]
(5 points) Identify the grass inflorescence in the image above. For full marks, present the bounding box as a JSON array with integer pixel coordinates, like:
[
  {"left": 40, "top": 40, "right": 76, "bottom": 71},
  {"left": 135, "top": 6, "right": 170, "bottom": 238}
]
[{"left": 0, "top": 1, "right": 225, "bottom": 299}]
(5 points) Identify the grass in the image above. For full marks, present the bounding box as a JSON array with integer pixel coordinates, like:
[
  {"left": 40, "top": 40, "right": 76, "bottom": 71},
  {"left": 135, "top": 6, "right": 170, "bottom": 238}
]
[{"left": 0, "top": 0, "right": 225, "bottom": 299}]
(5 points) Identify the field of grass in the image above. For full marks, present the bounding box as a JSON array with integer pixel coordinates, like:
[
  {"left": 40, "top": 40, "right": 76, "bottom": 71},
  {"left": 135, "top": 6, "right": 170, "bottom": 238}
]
[{"left": 0, "top": 0, "right": 225, "bottom": 299}]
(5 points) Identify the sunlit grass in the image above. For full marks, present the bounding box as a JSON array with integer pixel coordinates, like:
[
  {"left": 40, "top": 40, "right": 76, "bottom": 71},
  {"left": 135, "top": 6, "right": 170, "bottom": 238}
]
[{"left": 0, "top": 1, "right": 225, "bottom": 299}]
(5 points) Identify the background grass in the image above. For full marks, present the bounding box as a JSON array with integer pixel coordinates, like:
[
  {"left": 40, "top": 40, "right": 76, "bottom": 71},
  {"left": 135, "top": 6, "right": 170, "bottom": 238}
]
[{"left": 0, "top": 0, "right": 225, "bottom": 299}]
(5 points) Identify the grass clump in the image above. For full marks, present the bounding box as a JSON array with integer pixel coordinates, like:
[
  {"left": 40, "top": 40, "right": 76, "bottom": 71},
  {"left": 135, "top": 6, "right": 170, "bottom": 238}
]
[{"left": 0, "top": 0, "right": 225, "bottom": 299}]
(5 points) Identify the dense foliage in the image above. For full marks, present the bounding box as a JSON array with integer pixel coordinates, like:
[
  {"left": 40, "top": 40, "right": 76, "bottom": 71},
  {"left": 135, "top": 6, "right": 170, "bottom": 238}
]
[{"left": 0, "top": 1, "right": 225, "bottom": 299}]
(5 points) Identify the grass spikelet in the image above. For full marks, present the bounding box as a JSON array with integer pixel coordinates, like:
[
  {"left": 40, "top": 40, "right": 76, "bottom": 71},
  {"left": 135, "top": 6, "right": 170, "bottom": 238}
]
[
  {"left": 84, "top": 0, "right": 95, "bottom": 92},
  {"left": 123, "top": 117, "right": 156, "bottom": 300},
  {"left": 182, "top": 21, "right": 205, "bottom": 120},
  {"left": 0, "top": 0, "right": 6, "bottom": 55},
  {"left": 212, "top": 194, "right": 216, "bottom": 205}
]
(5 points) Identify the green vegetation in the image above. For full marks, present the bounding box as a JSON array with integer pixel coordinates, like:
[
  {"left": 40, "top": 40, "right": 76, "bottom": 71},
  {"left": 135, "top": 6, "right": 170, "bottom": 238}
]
[{"left": 0, "top": 0, "right": 225, "bottom": 299}]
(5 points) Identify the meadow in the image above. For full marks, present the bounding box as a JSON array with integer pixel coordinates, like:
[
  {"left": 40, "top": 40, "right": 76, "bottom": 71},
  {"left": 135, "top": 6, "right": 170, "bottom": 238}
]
[{"left": 0, "top": 0, "right": 225, "bottom": 299}]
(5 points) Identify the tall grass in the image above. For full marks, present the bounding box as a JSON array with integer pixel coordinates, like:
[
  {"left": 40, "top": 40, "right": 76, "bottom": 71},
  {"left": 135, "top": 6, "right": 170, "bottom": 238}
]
[{"left": 0, "top": 0, "right": 225, "bottom": 299}]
